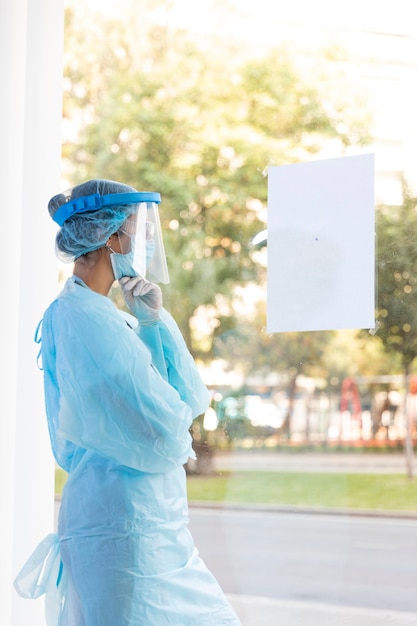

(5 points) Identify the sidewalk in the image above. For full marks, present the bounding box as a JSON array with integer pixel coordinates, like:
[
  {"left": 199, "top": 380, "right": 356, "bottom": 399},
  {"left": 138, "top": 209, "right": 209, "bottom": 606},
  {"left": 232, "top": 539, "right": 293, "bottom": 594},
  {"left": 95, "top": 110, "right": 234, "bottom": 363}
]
[
  {"left": 212, "top": 450, "right": 412, "bottom": 474},
  {"left": 227, "top": 594, "right": 417, "bottom": 626}
]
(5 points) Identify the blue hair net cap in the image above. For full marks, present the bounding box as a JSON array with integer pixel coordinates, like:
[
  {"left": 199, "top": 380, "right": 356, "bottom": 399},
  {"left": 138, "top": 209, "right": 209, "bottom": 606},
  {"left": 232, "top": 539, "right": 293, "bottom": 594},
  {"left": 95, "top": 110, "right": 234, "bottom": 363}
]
[{"left": 48, "top": 179, "right": 159, "bottom": 263}]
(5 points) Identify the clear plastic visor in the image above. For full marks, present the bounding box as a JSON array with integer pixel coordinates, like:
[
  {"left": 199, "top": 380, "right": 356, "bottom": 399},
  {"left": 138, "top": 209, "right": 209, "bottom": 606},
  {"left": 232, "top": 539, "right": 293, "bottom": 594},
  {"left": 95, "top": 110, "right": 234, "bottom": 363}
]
[{"left": 117, "top": 201, "right": 169, "bottom": 284}]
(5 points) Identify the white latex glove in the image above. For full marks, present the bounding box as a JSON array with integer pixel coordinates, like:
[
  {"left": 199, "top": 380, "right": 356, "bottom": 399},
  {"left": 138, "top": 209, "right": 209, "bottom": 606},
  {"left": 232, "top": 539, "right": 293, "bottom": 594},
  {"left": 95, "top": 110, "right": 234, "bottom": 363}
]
[{"left": 119, "top": 276, "right": 162, "bottom": 325}]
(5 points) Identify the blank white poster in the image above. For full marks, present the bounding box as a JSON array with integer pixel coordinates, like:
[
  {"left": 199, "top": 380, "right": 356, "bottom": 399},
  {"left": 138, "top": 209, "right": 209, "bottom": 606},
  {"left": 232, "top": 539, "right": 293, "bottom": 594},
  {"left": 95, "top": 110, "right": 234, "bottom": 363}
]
[{"left": 266, "top": 154, "right": 375, "bottom": 333}]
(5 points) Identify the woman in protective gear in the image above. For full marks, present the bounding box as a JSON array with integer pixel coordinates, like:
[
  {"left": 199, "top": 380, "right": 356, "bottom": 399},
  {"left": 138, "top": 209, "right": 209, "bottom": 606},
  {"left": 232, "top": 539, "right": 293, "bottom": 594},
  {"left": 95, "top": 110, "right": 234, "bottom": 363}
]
[{"left": 14, "top": 179, "right": 242, "bottom": 626}]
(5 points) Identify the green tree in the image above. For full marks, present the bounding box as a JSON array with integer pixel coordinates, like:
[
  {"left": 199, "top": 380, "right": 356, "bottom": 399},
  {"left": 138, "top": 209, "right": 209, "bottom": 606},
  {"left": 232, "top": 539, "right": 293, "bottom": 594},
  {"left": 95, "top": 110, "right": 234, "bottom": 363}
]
[
  {"left": 374, "top": 184, "right": 417, "bottom": 476},
  {"left": 375, "top": 187, "right": 417, "bottom": 369},
  {"left": 63, "top": 0, "right": 372, "bottom": 359}
]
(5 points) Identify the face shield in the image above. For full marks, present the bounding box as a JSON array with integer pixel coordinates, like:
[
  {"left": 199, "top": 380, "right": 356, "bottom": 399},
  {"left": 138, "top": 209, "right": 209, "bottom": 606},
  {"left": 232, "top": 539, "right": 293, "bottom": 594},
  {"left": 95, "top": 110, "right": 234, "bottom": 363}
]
[
  {"left": 113, "top": 200, "right": 169, "bottom": 284},
  {"left": 51, "top": 189, "right": 169, "bottom": 283}
]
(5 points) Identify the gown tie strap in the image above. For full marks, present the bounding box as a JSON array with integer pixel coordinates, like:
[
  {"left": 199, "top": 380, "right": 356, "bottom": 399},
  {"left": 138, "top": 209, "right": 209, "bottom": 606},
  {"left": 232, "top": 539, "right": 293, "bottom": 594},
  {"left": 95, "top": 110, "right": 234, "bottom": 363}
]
[{"left": 14, "top": 533, "right": 67, "bottom": 626}]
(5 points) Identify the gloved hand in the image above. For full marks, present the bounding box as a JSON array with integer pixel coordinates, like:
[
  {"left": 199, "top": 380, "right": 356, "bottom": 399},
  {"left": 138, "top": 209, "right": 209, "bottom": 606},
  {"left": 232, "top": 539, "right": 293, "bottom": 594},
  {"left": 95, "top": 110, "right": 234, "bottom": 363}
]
[{"left": 119, "top": 276, "right": 162, "bottom": 325}]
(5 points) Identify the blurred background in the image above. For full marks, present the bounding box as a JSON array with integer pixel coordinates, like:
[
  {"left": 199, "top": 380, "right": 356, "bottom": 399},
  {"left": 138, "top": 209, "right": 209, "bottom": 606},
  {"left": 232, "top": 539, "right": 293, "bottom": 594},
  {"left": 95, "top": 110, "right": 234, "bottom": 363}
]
[{"left": 59, "top": 0, "right": 417, "bottom": 472}]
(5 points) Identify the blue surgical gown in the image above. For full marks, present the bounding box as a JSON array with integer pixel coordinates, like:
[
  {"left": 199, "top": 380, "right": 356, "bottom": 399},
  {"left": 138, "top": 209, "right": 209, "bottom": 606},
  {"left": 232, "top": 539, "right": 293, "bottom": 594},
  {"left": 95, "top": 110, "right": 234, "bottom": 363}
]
[{"left": 14, "top": 277, "right": 242, "bottom": 626}]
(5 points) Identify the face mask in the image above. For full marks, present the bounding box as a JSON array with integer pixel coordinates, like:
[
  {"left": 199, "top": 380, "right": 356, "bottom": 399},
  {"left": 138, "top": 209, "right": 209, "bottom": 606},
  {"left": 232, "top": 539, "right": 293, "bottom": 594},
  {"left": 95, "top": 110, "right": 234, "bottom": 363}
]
[
  {"left": 145, "top": 228, "right": 156, "bottom": 265},
  {"left": 109, "top": 203, "right": 170, "bottom": 283},
  {"left": 110, "top": 249, "right": 137, "bottom": 280},
  {"left": 110, "top": 224, "right": 155, "bottom": 280},
  {"left": 108, "top": 221, "right": 139, "bottom": 281},
  {"left": 110, "top": 237, "right": 156, "bottom": 281}
]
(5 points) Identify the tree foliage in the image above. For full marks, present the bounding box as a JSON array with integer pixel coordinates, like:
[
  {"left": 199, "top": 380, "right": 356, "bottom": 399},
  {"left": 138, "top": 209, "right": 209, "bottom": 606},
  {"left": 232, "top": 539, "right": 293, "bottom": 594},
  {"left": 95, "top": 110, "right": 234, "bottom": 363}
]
[
  {"left": 63, "top": 0, "right": 373, "bottom": 366},
  {"left": 375, "top": 184, "right": 417, "bottom": 373}
]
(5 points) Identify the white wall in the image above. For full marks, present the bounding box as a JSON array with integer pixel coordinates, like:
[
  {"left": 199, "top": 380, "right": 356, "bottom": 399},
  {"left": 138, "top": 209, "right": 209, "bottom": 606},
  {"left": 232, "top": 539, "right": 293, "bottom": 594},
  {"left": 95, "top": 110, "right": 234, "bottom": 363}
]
[{"left": 0, "top": 0, "right": 64, "bottom": 624}]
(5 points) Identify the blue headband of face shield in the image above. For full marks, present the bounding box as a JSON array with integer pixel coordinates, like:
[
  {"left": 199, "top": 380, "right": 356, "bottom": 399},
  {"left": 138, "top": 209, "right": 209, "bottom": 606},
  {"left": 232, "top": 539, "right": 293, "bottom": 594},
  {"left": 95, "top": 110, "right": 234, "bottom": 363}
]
[{"left": 52, "top": 191, "right": 161, "bottom": 226}]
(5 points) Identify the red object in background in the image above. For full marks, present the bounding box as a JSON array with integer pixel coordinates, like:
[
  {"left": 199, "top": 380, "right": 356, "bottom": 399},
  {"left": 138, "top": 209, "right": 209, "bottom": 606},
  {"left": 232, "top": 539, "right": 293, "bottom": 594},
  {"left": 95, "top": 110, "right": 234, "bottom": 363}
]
[
  {"left": 340, "top": 377, "right": 362, "bottom": 419},
  {"left": 409, "top": 376, "right": 417, "bottom": 395}
]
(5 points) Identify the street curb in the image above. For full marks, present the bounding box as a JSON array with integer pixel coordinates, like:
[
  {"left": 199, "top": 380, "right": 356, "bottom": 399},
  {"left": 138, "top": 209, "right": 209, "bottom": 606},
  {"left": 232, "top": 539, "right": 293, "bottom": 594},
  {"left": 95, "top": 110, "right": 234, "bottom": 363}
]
[
  {"left": 188, "top": 500, "right": 417, "bottom": 519},
  {"left": 55, "top": 496, "right": 417, "bottom": 518},
  {"left": 54, "top": 496, "right": 417, "bottom": 519}
]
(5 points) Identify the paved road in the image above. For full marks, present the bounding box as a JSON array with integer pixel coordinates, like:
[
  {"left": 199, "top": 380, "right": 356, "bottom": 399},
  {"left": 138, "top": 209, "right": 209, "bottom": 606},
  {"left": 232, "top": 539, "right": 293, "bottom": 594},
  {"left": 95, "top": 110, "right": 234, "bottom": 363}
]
[
  {"left": 189, "top": 507, "right": 417, "bottom": 626},
  {"left": 190, "top": 508, "right": 417, "bottom": 612},
  {"left": 54, "top": 500, "right": 417, "bottom": 624}
]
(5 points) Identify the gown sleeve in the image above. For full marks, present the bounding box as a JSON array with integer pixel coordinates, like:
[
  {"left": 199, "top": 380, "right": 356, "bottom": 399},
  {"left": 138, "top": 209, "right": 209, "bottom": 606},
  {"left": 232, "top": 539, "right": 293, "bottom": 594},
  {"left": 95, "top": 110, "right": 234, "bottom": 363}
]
[
  {"left": 137, "top": 307, "right": 210, "bottom": 418},
  {"left": 42, "top": 293, "right": 198, "bottom": 474}
]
